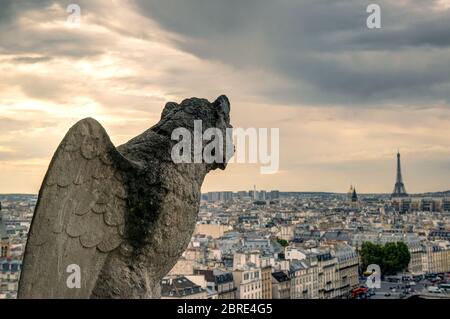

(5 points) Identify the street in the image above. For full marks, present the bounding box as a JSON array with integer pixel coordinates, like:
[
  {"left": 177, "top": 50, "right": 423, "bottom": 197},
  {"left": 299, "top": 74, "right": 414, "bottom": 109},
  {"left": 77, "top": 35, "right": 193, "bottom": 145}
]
[{"left": 359, "top": 278, "right": 438, "bottom": 299}]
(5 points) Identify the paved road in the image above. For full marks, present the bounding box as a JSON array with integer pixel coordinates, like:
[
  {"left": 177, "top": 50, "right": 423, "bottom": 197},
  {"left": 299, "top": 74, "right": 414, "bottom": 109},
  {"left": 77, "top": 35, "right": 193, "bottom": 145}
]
[{"left": 359, "top": 279, "right": 430, "bottom": 299}]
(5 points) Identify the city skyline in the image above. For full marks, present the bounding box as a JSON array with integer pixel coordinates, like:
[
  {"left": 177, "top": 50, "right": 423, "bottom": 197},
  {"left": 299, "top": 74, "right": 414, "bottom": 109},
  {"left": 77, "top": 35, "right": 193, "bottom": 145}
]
[
  {"left": 2, "top": 188, "right": 450, "bottom": 299},
  {"left": 1, "top": 149, "right": 450, "bottom": 195},
  {"left": 1, "top": 1, "right": 450, "bottom": 194},
  {"left": 2, "top": 0, "right": 450, "bottom": 302}
]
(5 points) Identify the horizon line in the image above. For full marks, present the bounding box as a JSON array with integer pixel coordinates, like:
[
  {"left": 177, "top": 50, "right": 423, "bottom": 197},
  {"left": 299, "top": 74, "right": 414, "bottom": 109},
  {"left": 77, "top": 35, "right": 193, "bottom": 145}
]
[{"left": 3, "top": 190, "right": 450, "bottom": 197}]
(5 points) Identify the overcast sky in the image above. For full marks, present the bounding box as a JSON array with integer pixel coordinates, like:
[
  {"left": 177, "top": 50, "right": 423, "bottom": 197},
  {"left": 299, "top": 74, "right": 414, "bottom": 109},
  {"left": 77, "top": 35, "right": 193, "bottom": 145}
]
[{"left": 1, "top": 0, "right": 450, "bottom": 194}]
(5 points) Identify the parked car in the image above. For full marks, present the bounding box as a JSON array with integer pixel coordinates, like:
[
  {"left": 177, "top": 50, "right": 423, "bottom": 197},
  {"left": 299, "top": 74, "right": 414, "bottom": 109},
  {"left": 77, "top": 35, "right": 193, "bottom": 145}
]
[{"left": 428, "top": 286, "right": 443, "bottom": 294}]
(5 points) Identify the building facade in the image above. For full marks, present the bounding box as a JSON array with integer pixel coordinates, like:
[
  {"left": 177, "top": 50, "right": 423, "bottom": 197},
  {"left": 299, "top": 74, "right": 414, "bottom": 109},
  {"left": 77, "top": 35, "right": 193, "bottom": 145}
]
[
  {"left": 271, "top": 271, "right": 291, "bottom": 299},
  {"left": 334, "top": 245, "right": 359, "bottom": 298},
  {"left": 317, "top": 251, "right": 339, "bottom": 299},
  {"left": 233, "top": 267, "right": 262, "bottom": 299},
  {"left": 422, "top": 242, "right": 450, "bottom": 274},
  {"left": 161, "top": 276, "right": 207, "bottom": 299},
  {"left": 261, "top": 266, "right": 272, "bottom": 299}
]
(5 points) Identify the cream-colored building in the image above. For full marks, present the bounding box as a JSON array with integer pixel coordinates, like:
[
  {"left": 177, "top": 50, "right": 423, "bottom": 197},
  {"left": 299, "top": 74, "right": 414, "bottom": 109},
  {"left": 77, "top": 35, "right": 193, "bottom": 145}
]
[
  {"left": 233, "top": 251, "right": 261, "bottom": 269},
  {"left": 317, "top": 251, "right": 339, "bottom": 299},
  {"left": 0, "top": 241, "right": 9, "bottom": 258},
  {"left": 184, "top": 247, "right": 206, "bottom": 262},
  {"left": 194, "top": 223, "right": 230, "bottom": 239},
  {"left": 0, "top": 270, "right": 19, "bottom": 293},
  {"left": 334, "top": 245, "right": 359, "bottom": 298},
  {"left": 185, "top": 275, "right": 218, "bottom": 299},
  {"left": 194, "top": 269, "right": 237, "bottom": 299},
  {"left": 286, "top": 245, "right": 358, "bottom": 299},
  {"left": 271, "top": 271, "right": 291, "bottom": 299},
  {"left": 422, "top": 241, "right": 450, "bottom": 274},
  {"left": 168, "top": 257, "right": 204, "bottom": 276},
  {"left": 289, "top": 259, "right": 318, "bottom": 299},
  {"left": 233, "top": 267, "right": 262, "bottom": 299},
  {"left": 407, "top": 243, "right": 424, "bottom": 275},
  {"left": 261, "top": 266, "right": 272, "bottom": 299},
  {"left": 278, "top": 225, "right": 295, "bottom": 241},
  {"left": 285, "top": 247, "right": 308, "bottom": 261}
]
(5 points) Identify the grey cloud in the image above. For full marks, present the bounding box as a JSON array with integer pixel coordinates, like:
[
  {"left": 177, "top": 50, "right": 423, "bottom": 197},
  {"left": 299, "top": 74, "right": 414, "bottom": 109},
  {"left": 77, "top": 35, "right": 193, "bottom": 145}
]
[
  {"left": 0, "top": 116, "right": 59, "bottom": 134},
  {"left": 0, "top": 0, "right": 113, "bottom": 58},
  {"left": 9, "top": 56, "right": 53, "bottom": 64},
  {"left": 2, "top": 0, "right": 450, "bottom": 106},
  {"left": 7, "top": 74, "right": 74, "bottom": 102},
  {"left": 134, "top": 0, "right": 450, "bottom": 106},
  {"left": 0, "top": 116, "right": 61, "bottom": 161},
  {"left": 1, "top": 29, "right": 108, "bottom": 58},
  {"left": 0, "top": 0, "right": 54, "bottom": 25}
]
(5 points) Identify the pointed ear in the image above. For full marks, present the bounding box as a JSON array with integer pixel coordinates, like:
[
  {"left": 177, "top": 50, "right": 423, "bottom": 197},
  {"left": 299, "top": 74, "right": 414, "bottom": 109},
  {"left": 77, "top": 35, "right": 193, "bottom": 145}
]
[
  {"left": 161, "top": 102, "right": 178, "bottom": 119},
  {"left": 214, "top": 95, "right": 230, "bottom": 116}
]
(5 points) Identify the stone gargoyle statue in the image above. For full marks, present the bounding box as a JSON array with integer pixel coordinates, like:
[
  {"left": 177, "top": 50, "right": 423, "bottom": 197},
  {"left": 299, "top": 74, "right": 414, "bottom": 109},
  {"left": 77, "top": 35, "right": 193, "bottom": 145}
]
[{"left": 18, "top": 95, "right": 233, "bottom": 299}]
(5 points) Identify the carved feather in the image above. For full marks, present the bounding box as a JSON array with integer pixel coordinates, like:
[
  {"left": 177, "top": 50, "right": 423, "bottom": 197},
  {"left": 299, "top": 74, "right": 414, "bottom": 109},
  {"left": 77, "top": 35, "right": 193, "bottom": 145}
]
[{"left": 18, "top": 118, "right": 131, "bottom": 298}]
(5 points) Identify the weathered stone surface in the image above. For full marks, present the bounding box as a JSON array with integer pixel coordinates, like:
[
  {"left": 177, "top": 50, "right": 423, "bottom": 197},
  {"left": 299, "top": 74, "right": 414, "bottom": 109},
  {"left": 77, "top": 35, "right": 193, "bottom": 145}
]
[{"left": 18, "top": 95, "right": 233, "bottom": 299}]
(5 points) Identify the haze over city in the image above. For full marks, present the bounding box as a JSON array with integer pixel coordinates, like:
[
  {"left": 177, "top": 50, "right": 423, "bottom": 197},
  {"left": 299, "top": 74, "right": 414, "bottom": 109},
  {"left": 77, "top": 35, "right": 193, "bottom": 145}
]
[{"left": 1, "top": 0, "right": 450, "bottom": 194}]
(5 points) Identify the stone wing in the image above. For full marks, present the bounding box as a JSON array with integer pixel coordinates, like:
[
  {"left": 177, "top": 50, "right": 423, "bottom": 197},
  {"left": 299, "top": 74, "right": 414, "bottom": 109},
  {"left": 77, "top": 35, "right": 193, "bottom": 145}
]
[{"left": 18, "top": 118, "right": 132, "bottom": 298}]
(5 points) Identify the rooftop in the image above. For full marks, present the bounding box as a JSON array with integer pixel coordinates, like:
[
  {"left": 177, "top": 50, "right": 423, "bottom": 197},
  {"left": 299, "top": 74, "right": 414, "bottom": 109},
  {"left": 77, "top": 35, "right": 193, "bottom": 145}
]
[
  {"left": 272, "top": 271, "right": 290, "bottom": 283},
  {"left": 161, "top": 276, "right": 205, "bottom": 298}
]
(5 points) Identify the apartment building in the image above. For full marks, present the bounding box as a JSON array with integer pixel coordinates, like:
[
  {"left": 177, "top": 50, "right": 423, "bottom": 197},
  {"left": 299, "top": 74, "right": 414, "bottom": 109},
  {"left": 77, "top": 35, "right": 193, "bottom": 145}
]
[
  {"left": 161, "top": 276, "right": 207, "bottom": 299},
  {"left": 334, "top": 245, "right": 359, "bottom": 298},
  {"left": 422, "top": 242, "right": 450, "bottom": 274},
  {"left": 317, "top": 251, "right": 339, "bottom": 299},
  {"left": 233, "top": 266, "right": 262, "bottom": 299},
  {"left": 194, "top": 269, "right": 237, "bottom": 299},
  {"left": 407, "top": 242, "right": 424, "bottom": 275},
  {"left": 289, "top": 259, "right": 318, "bottom": 299},
  {"left": 271, "top": 271, "right": 291, "bottom": 299},
  {"left": 285, "top": 245, "right": 357, "bottom": 299},
  {"left": 261, "top": 266, "right": 273, "bottom": 299}
]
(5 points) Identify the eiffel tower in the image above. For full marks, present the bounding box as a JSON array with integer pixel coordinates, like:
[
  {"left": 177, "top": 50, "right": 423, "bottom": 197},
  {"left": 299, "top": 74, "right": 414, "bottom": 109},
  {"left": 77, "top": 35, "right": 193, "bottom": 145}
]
[{"left": 391, "top": 151, "right": 408, "bottom": 198}]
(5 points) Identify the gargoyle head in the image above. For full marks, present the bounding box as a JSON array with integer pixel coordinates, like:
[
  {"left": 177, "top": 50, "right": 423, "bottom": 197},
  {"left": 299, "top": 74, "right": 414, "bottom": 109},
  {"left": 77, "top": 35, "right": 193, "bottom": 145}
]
[{"left": 152, "top": 95, "right": 234, "bottom": 171}]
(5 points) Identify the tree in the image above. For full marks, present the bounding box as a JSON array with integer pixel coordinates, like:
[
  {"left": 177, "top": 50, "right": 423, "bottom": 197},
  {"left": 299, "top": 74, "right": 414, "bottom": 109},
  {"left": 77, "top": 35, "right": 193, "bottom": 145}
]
[
  {"left": 359, "top": 241, "right": 411, "bottom": 275},
  {"left": 394, "top": 242, "right": 411, "bottom": 272},
  {"left": 383, "top": 242, "right": 400, "bottom": 275},
  {"left": 382, "top": 242, "right": 411, "bottom": 275},
  {"left": 360, "top": 242, "right": 383, "bottom": 271},
  {"left": 277, "top": 238, "right": 289, "bottom": 247}
]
